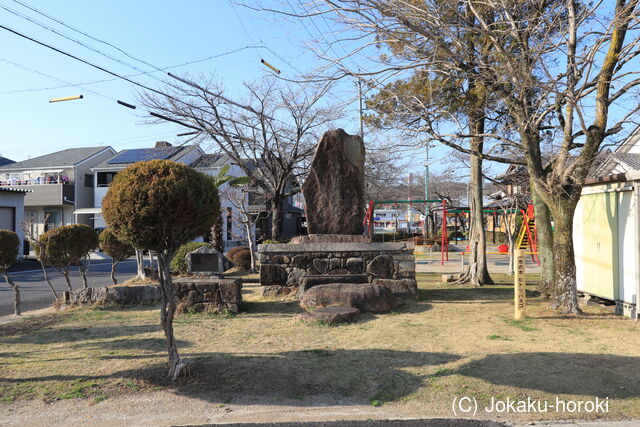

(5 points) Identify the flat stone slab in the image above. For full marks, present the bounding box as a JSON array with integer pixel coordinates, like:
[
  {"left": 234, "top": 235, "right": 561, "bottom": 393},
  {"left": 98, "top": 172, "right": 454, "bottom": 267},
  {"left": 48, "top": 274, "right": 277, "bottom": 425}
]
[
  {"left": 290, "top": 234, "right": 372, "bottom": 244},
  {"left": 297, "top": 274, "right": 368, "bottom": 299},
  {"left": 300, "top": 283, "right": 395, "bottom": 313},
  {"left": 67, "top": 285, "right": 161, "bottom": 306},
  {"left": 300, "top": 306, "right": 360, "bottom": 324}
]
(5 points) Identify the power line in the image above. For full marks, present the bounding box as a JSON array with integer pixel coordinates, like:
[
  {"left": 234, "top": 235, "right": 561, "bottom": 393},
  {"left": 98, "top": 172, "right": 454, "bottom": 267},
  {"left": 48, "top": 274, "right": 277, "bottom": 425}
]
[
  {"left": 0, "top": 44, "right": 265, "bottom": 95},
  {"left": 10, "top": 0, "right": 163, "bottom": 73},
  {"left": 0, "top": 56, "right": 116, "bottom": 101},
  {"left": 0, "top": 22, "right": 258, "bottom": 121},
  {"left": 0, "top": 2, "right": 155, "bottom": 77}
]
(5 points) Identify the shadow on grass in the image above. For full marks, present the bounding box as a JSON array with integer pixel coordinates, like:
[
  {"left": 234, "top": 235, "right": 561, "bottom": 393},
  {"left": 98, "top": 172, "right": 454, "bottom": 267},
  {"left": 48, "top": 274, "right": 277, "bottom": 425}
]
[
  {"left": 1, "top": 324, "right": 160, "bottom": 344},
  {"left": 454, "top": 352, "right": 640, "bottom": 398},
  {"left": 0, "top": 349, "right": 459, "bottom": 405},
  {"left": 241, "top": 300, "right": 302, "bottom": 315},
  {"left": 418, "top": 287, "right": 539, "bottom": 302}
]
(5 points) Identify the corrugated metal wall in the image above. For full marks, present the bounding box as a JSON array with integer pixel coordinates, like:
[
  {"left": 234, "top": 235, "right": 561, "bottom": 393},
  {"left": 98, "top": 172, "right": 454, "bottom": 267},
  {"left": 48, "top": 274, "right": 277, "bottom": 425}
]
[{"left": 0, "top": 190, "right": 25, "bottom": 257}]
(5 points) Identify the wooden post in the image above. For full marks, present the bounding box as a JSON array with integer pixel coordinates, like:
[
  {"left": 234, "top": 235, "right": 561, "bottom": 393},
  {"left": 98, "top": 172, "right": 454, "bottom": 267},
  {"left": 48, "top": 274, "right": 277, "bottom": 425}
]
[{"left": 514, "top": 249, "right": 526, "bottom": 320}]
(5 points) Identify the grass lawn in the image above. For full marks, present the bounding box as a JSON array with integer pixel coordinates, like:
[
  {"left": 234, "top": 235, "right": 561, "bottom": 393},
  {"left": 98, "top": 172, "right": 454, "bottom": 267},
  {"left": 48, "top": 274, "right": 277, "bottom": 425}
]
[{"left": 1, "top": 272, "right": 639, "bottom": 422}]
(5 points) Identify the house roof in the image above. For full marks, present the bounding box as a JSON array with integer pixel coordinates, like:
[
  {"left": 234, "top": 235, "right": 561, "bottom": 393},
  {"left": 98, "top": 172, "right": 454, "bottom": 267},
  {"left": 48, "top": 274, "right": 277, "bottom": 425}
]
[
  {"left": 0, "top": 147, "right": 111, "bottom": 171},
  {"left": 93, "top": 145, "right": 200, "bottom": 170},
  {"left": 0, "top": 156, "right": 14, "bottom": 167},
  {"left": 610, "top": 152, "right": 640, "bottom": 171},
  {"left": 190, "top": 153, "right": 233, "bottom": 168}
]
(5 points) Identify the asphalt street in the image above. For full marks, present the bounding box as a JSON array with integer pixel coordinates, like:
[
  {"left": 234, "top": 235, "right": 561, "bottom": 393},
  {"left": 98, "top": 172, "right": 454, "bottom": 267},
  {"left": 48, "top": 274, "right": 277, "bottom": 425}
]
[{"left": 0, "top": 259, "right": 138, "bottom": 316}]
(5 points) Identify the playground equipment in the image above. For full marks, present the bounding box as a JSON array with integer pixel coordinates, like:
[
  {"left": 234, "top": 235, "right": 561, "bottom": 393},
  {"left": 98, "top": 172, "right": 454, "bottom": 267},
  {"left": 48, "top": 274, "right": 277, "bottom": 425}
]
[
  {"left": 515, "top": 204, "right": 539, "bottom": 265},
  {"left": 364, "top": 199, "right": 449, "bottom": 265}
]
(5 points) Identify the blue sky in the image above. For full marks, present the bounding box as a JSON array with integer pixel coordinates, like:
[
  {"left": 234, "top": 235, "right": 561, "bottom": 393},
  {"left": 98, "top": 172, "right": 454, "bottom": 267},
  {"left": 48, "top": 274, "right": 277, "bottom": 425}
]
[{"left": 0, "top": 1, "right": 364, "bottom": 157}]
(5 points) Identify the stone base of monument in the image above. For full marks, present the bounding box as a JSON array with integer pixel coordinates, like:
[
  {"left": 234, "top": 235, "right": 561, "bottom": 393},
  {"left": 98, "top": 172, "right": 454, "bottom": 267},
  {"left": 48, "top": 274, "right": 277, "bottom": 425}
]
[
  {"left": 290, "top": 234, "right": 371, "bottom": 244},
  {"left": 258, "top": 241, "right": 418, "bottom": 300},
  {"left": 173, "top": 277, "right": 242, "bottom": 314}
]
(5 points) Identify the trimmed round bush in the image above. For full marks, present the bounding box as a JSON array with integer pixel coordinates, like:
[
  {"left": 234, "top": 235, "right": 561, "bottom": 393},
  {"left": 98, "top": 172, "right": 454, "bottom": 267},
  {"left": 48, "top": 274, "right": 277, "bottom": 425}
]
[
  {"left": 226, "top": 245, "right": 248, "bottom": 261},
  {"left": 230, "top": 248, "right": 252, "bottom": 271},
  {"left": 0, "top": 230, "right": 19, "bottom": 268},
  {"left": 170, "top": 241, "right": 211, "bottom": 274}
]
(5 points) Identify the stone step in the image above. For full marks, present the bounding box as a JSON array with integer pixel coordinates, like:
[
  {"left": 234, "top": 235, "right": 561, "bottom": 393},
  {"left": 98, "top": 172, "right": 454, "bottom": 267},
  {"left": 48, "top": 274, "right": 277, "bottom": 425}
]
[
  {"left": 297, "top": 274, "right": 369, "bottom": 298},
  {"left": 299, "top": 306, "right": 360, "bottom": 325},
  {"left": 300, "top": 283, "right": 395, "bottom": 313}
]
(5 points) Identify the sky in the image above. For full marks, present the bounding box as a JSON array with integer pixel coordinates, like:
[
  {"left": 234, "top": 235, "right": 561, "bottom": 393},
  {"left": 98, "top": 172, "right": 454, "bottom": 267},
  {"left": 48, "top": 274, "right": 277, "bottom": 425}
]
[{"left": 0, "top": 0, "right": 462, "bottom": 179}]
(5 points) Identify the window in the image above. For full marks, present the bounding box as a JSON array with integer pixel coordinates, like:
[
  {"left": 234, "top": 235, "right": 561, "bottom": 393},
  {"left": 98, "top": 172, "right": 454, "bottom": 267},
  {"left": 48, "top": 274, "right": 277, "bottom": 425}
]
[
  {"left": 97, "top": 172, "right": 117, "bottom": 187},
  {"left": 44, "top": 210, "right": 62, "bottom": 232},
  {"left": 84, "top": 174, "right": 94, "bottom": 187},
  {"left": 226, "top": 207, "right": 232, "bottom": 240}
]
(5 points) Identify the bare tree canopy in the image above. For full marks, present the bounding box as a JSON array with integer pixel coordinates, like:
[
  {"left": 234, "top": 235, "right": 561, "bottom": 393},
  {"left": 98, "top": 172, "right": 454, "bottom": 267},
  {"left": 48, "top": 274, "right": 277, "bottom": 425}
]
[{"left": 141, "top": 76, "right": 340, "bottom": 240}]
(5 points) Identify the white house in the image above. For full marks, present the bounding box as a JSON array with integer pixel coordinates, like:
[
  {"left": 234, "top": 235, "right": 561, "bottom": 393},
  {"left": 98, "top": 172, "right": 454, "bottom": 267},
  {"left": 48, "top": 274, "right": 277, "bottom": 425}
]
[
  {"left": 90, "top": 143, "right": 250, "bottom": 251},
  {"left": 89, "top": 142, "right": 204, "bottom": 229},
  {"left": 190, "top": 153, "right": 251, "bottom": 249},
  {"left": 0, "top": 146, "right": 116, "bottom": 253}
]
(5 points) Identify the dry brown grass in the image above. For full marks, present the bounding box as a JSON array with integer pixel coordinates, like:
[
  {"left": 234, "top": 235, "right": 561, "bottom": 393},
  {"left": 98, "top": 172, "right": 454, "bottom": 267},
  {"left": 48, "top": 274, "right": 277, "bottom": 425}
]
[{"left": 1, "top": 272, "right": 638, "bottom": 422}]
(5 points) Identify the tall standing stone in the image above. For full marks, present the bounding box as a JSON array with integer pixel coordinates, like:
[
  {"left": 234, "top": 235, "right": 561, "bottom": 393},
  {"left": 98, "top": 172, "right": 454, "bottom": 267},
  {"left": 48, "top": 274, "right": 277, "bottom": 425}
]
[{"left": 302, "top": 129, "right": 365, "bottom": 234}]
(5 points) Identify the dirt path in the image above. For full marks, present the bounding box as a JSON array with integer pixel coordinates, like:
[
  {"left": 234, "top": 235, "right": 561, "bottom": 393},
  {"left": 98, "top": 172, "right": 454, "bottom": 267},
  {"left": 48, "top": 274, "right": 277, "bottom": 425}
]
[
  {"left": 2, "top": 392, "right": 637, "bottom": 427},
  {"left": 0, "top": 392, "right": 472, "bottom": 426}
]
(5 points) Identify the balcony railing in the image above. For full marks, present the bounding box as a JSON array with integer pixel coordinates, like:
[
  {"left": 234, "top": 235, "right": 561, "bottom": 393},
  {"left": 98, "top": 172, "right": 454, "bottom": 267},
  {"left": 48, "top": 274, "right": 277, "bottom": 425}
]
[{"left": 0, "top": 177, "right": 69, "bottom": 186}]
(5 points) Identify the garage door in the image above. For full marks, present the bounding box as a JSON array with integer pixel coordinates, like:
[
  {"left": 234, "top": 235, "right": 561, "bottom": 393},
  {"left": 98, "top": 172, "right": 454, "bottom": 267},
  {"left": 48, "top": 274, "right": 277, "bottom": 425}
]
[{"left": 0, "top": 207, "right": 15, "bottom": 231}]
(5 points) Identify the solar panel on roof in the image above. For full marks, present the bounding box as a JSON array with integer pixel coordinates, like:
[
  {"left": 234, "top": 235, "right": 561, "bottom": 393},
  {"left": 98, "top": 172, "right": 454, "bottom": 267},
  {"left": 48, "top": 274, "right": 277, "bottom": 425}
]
[{"left": 106, "top": 147, "right": 182, "bottom": 164}]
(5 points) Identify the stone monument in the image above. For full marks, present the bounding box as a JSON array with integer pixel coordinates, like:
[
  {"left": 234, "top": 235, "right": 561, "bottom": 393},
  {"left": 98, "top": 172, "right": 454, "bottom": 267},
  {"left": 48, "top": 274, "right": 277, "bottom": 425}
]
[
  {"left": 186, "top": 246, "right": 226, "bottom": 277},
  {"left": 258, "top": 128, "right": 418, "bottom": 322},
  {"left": 302, "top": 128, "right": 366, "bottom": 235}
]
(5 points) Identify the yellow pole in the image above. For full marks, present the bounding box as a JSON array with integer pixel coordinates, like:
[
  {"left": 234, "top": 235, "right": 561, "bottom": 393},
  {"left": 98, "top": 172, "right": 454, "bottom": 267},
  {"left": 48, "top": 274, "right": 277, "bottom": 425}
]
[
  {"left": 514, "top": 248, "right": 526, "bottom": 320},
  {"left": 49, "top": 95, "right": 83, "bottom": 103}
]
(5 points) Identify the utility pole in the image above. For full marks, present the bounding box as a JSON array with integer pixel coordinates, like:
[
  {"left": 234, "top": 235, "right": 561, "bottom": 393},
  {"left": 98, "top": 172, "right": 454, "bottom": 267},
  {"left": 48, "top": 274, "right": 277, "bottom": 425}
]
[{"left": 356, "top": 78, "right": 364, "bottom": 139}]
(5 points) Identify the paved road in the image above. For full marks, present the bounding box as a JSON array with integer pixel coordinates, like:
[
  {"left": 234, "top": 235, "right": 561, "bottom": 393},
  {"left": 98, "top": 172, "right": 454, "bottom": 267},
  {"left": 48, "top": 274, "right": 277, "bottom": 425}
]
[{"left": 0, "top": 259, "right": 138, "bottom": 316}]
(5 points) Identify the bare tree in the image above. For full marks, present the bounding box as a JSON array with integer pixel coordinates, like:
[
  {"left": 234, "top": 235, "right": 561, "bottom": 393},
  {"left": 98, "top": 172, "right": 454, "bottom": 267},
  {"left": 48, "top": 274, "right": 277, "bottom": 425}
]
[
  {"left": 220, "top": 185, "right": 260, "bottom": 272},
  {"left": 456, "top": 0, "right": 640, "bottom": 313},
  {"left": 286, "top": 0, "right": 640, "bottom": 312},
  {"left": 140, "top": 77, "right": 339, "bottom": 241}
]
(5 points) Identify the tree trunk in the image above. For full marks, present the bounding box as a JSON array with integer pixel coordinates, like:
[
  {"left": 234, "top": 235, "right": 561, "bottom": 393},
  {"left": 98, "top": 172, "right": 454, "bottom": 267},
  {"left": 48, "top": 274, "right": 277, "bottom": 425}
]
[
  {"left": 2, "top": 271, "right": 20, "bottom": 316},
  {"left": 457, "top": 136, "right": 493, "bottom": 286},
  {"left": 157, "top": 252, "right": 188, "bottom": 379},
  {"left": 531, "top": 186, "right": 555, "bottom": 298},
  {"left": 80, "top": 263, "right": 89, "bottom": 288},
  {"left": 38, "top": 258, "right": 58, "bottom": 300},
  {"left": 550, "top": 202, "right": 582, "bottom": 314},
  {"left": 135, "top": 249, "right": 146, "bottom": 279},
  {"left": 211, "top": 214, "right": 223, "bottom": 253},
  {"left": 111, "top": 259, "right": 118, "bottom": 285},
  {"left": 61, "top": 268, "right": 72, "bottom": 293},
  {"left": 245, "top": 222, "right": 256, "bottom": 272},
  {"left": 271, "top": 196, "right": 283, "bottom": 241}
]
